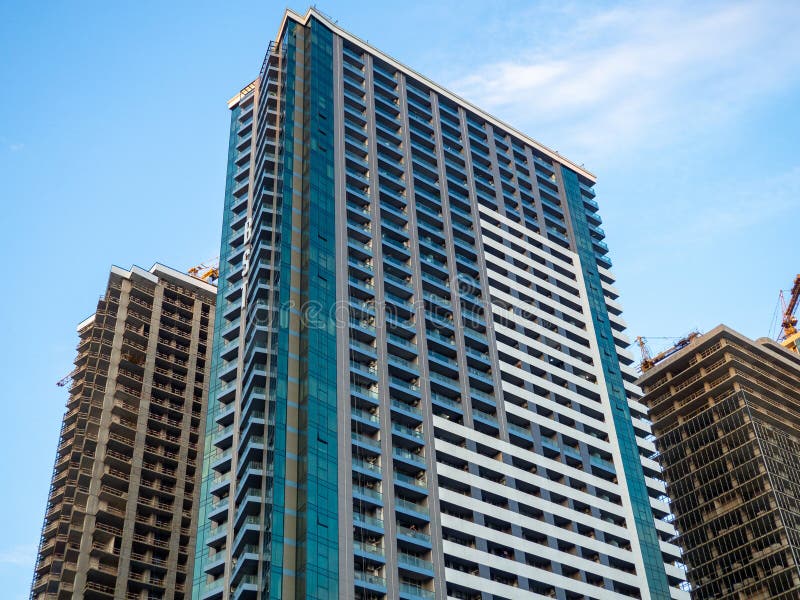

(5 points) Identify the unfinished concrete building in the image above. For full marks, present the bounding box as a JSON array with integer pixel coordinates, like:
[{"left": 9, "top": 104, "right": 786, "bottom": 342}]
[
  {"left": 638, "top": 325, "right": 800, "bottom": 599},
  {"left": 31, "top": 264, "right": 216, "bottom": 600}
]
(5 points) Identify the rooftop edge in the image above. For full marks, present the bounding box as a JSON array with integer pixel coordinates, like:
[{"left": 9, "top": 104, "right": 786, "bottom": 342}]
[{"left": 228, "top": 6, "right": 596, "bottom": 182}]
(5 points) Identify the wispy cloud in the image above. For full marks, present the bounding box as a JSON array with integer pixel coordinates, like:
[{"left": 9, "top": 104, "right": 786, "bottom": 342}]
[
  {"left": 1, "top": 135, "right": 24, "bottom": 152},
  {"left": 0, "top": 543, "right": 37, "bottom": 567},
  {"left": 448, "top": 1, "right": 800, "bottom": 164}
]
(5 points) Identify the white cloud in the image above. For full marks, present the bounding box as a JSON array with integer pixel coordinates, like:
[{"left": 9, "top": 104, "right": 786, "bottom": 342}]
[
  {"left": 0, "top": 543, "right": 37, "bottom": 567},
  {"left": 448, "top": 1, "right": 800, "bottom": 164}
]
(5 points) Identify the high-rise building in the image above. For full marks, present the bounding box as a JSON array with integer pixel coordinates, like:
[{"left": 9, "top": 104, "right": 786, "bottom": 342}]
[
  {"left": 193, "top": 8, "right": 687, "bottom": 600},
  {"left": 31, "top": 264, "right": 216, "bottom": 600},
  {"left": 637, "top": 325, "right": 800, "bottom": 599}
]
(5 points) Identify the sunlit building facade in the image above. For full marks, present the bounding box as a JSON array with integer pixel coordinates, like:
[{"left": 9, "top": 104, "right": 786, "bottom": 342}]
[{"left": 193, "top": 8, "right": 687, "bottom": 600}]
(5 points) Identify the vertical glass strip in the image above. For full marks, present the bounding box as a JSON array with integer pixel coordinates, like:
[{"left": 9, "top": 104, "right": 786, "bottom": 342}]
[
  {"left": 192, "top": 102, "right": 242, "bottom": 600},
  {"left": 267, "top": 21, "right": 297, "bottom": 599},
  {"left": 561, "top": 166, "right": 672, "bottom": 600},
  {"left": 298, "top": 18, "right": 338, "bottom": 599}
]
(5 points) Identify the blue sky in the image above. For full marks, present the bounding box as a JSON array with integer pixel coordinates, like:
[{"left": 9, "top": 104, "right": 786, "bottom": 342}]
[{"left": 1, "top": 1, "right": 798, "bottom": 596}]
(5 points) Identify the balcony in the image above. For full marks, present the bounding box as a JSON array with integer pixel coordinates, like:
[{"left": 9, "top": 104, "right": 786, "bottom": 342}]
[
  {"left": 350, "top": 317, "right": 377, "bottom": 342},
  {"left": 375, "top": 121, "right": 402, "bottom": 146},
  {"left": 393, "top": 447, "right": 425, "bottom": 468},
  {"left": 386, "top": 333, "right": 417, "bottom": 360},
  {"left": 351, "top": 407, "right": 381, "bottom": 432},
  {"left": 469, "top": 387, "right": 495, "bottom": 409},
  {"left": 430, "top": 393, "right": 462, "bottom": 418},
  {"left": 203, "top": 552, "right": 227, "bottom": 577},
  {"left": 383, "top": 253, "right": 411, "bottom": 276},
  {"left": 384, "top": 291, "right": 414, "bottom": 316},
  {"left": 398, "top": 551, "right": 434, "bottom": 576},
  {"left": 352, "top": 457, "right": 382, "bottom": 481},
  {"left": 372, "top": 72, "right": 398, "bottom": 96},
  {"left": 84, "top": 581, "right": 115, "bottom": 597},
  {"left": 353, "top": 484, "right": 383, "bottom": 507},
  {"left": 393, "top": 471, "right": 428, "bottom": 498},
  {"left": 390, "top": 398, "right": 423, "bottom": 426},
  {"left": 421, "top": 273, "right": 449, "bottom": 297},
  {"left": 472, "top": 408, "right": 499, "bottom": 434},
  {"left": 592, "top": 237, "right": 609, "bottom": 255},
  {"left": 352, "top": 431, "right": 381, "bottom": 453},
  {"left": 427, "top": 345, "right": 458, "bottom": 368},
  {"left": 405, "top": 88, "right": 431, "bottom": 113},
  {"left": 597, "top": 253, "right": 612, "bottom": 269},
  {"left": 391, "top": 422, "right": 425, "bottom": 449},
  {"left": 389, "top": 377, "right": 420, "bottom": 402},
  {"left": 199, "top": 579, "right": 224, "bottom": 600},
  {"left": 467, "top": 367, "right": 494, "bottom": 392},
  {"left": 205, "top": 524, "right": 228, "bottom": 548},
  {"left": 354, "top": 569, "right": 387, "bottom": 594},
  {"left": 351, "top": 360, "right": 378, "bottom": 386},
  {"left": 351, "top": 384, "right": 380, "bottom": 408},
  {"left": 429, "top": 371, "right": 460, "bottom": 396},
  {"left": 210, "top": 449, "right": 233, "bottom": 473},
  {"left": 382, "top": 235, "right": 411, "bottom": 257},
  {"left": 348, "top": 240, "right": 373, "bottom": 263},
  {"left": 387, "top": 354, "right": 418, "bottom": 380},
  {"left": 380, "top": 201, "right": 408, "bottom": 225},
  {"left": 590, "top": 453, "right": 615, "bottom": 474},
  {"left": 353, "top": 539, "right": 386, "bottom": 564},
  {"left": 399, "top": 582, "right": 435, "bottom": 600},
  {"left": 384, "top": 272, "right": 413, "bottom": 297}
]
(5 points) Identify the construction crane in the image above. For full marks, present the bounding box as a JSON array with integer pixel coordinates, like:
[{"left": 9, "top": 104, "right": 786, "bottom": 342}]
[
  {"left": 778, "top": 274, "right": 800, "bottom": 353},
  {"left": 635, "top": 331, "right": 702, "bottom": 373},
  {"left": 188, "top": 258, "right": 220, "bottom": 285},
  {"left": 56, "top": 368, "right": 78, "bottom": 387}
]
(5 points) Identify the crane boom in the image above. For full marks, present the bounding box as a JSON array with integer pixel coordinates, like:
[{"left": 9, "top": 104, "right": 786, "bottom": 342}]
[
  {"left": 56, "top": 368, "right": 78, "bottom": 387},
  {"left": 637, "top": 331, "right": 702, "bottom": 372},
  {"left": 635, "top": 336, "right": 652, "bottom": 370},
  {"left": 779, "top": 274, "right": 800, "bottom": 353},
  {"left": 188, "top": 258, "right": 220, "bottom": 285}
]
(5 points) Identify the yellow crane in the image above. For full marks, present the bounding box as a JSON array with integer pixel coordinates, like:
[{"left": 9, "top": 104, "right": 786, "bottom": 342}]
[
  {"left": 188, "top": 258, "right": 220, "bottom": 284},
  {"left": 778, "top": 274, "right": 800, "bottom": 353},
  {"left": 635, "top": 331, "right": 702, "bottom": 373}
]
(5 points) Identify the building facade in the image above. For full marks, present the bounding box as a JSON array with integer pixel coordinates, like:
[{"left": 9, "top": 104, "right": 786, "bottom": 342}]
[
  {"left": 193, "top": 8, "right": 687, "bottom": 600},
  {"left": 638, "top": 325, "right": 800, "bottom": 599},
  {"left": 31, "top": 264, "right": 216, "bottom": 600}
]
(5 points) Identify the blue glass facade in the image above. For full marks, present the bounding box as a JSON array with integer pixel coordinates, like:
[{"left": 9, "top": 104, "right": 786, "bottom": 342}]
[
  {"left": 192, "top": 98, "right": 248, "bottom": 600},
  {"left": 265, "top": 21, "right": 295, "bottom": 597},
  {"left": 194, "top": 15, "right": 342, "bottom": 600},
  {"left": 296, "top": 19, "right": 339, "bottom": 598}
]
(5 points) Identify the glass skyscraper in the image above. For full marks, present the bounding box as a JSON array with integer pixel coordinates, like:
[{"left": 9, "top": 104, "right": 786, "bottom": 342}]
[{"left": 193, "top": 8, "right": 688, "bottom": 600}]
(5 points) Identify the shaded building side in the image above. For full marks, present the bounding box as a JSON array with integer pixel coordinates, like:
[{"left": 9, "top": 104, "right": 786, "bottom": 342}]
[
  {"left": 31, "top": 264, "right": 216, "bottom": 600},
  {"left": 638, "top": 325, "right": 800, "bottom": 599}
]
